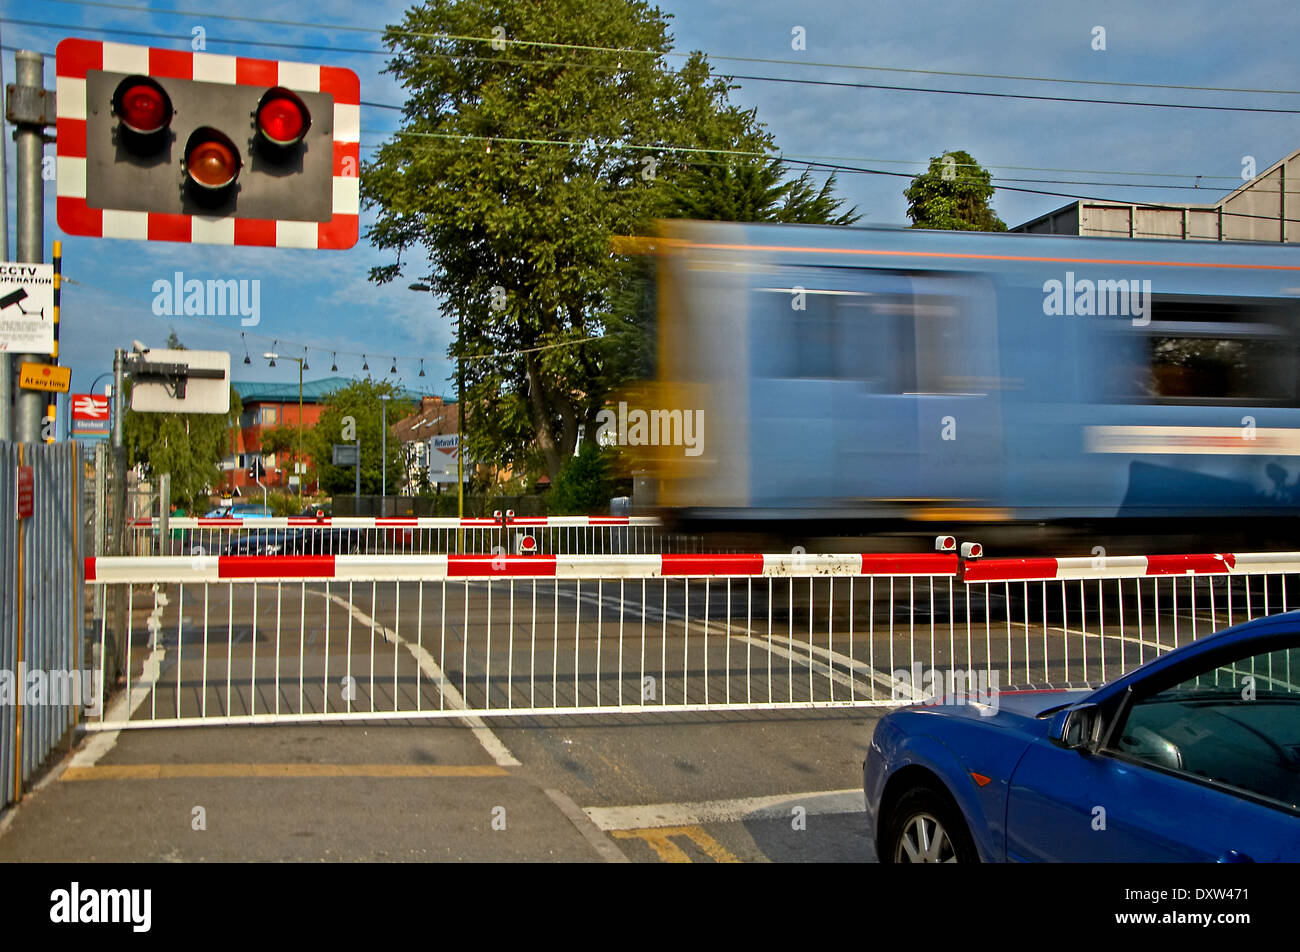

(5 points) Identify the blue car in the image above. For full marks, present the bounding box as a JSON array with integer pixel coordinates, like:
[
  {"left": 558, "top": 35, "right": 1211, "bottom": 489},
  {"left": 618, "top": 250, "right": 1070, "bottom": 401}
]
[{"left": 864, "top": 612, "right": 1300, "bottom": 862}]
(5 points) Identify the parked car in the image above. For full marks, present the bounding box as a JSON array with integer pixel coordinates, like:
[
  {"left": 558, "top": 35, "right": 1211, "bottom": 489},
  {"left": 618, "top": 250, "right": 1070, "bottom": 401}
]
[
  {"left": 224, "top": 528, "right": 295, "bottom": 556},
  {"left": 229, "top": 503, "right": 273, "bottom": 518},
  {"left": 864, "top": 611, "right": 1300, "bottom": 862},
  {"left": 223, "top": 526, "right": 361, "bottom": 556}
]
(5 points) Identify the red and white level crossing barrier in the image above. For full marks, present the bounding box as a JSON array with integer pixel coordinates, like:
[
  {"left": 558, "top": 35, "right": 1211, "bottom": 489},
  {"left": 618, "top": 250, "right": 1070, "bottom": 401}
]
[
  {"left": 959, "top": 551, "right": 1300, "bottom": 582},
  {"left": 81, "top": 547, "right": 1300, "bottom": 729},
  {"left": 86, "top": 551, "right": 959, "bottom": 583},
  {"left": 127, "top": 514, "right": 689, "bottom": 556},
  {"left": 133, "top": 515, "right": 663, "bottom": 529}
]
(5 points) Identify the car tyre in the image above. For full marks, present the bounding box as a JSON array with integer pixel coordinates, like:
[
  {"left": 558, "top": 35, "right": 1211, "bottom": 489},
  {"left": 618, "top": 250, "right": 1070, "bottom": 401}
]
[{"left": 880, "top": 784, "right": 979, "bottom": 864}]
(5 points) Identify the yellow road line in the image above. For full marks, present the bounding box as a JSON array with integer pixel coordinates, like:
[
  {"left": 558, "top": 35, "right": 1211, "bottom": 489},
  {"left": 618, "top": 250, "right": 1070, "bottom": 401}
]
[
  {"left": 611, "top": 825, "right": 741, "bottom": 863},
  {"left": 61, "top": 764, "right": 508, "bottom": 781}
]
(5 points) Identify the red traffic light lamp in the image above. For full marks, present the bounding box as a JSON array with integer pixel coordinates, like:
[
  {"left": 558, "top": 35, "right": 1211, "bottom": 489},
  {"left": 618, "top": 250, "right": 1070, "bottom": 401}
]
[
  {"left": 111, "top": 75, "right": 172, "bottom": 136},
  {"left": 255, "top": 87, "right": 311, "bottom": 148}
]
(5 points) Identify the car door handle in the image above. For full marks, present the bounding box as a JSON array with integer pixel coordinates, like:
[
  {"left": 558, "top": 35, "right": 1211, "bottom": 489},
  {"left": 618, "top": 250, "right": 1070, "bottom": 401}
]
[{"left": 1216, "top": 850, "right": 1254, "bottom": 863}]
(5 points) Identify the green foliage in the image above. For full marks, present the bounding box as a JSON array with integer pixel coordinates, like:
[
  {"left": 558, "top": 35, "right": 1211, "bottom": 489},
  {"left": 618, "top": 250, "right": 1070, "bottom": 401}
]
[
  {"left": 546, "top": 443, "right": 619, "bottom": 515},
  {"left": 122, "top": 336, "right": 242, "bottom": 511},
  {"left": 270, "top": 378, "right": 413, "bottom": 496},
  {"left": 363, "top": 0, "right": 857, "bottom": 485},
  {"left": 904, "top": 150, "right": 1006, "bottom": 231},
  {"left": 668, "top": 158, "right": 859, "bottom": 225},
  {"left": 265, "top": 492, "right": 306, "bottom": 517}
]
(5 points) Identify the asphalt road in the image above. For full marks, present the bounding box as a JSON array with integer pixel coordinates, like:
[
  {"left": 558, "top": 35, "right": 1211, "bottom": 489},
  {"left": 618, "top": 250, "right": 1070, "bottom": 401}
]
[
  {"left": 2, "top": 569, "right": 1267, "bottom": 862},
  {"left": 0, "top": 711, "right": 879, "bottom": 862}
]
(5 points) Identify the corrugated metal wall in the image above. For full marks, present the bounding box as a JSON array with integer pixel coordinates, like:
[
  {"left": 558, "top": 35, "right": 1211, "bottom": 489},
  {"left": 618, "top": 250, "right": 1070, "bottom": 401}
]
[{"left": 0, "top": 442, "right": 85, "bottom": 809}]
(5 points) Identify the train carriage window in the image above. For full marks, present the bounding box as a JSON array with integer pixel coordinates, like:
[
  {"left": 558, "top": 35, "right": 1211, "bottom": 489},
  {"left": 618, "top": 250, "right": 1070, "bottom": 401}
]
[
  {"left": 1106, "top": 296, "right": 1300, "bottom": 406},
  {"left": 752, "top": 285, "right": 916, "bottom": 391}
]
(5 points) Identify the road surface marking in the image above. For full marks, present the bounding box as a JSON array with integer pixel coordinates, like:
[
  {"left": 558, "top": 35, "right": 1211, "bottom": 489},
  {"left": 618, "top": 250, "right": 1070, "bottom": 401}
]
[
  {"left": 586, "top": 788, "right": 864, "bottom": 831},
  {"left": 61, "top": 763, "right": 508, "bottom": 781},
  {"left": 320, "top": 591, "right": 521, "bottom": 767},
  {"left": 544, "top": 788, "right": 630, "bottom": 863},
  {"left": 611, "top": 826, "right": 740, "bottom": 863},
  {"left": 67, "top": 644, "right": 167, "bottom": 766}
]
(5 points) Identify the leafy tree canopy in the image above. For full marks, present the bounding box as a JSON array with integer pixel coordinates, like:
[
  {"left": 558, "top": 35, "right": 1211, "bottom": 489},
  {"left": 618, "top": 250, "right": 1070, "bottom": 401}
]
[
  {"left": 363, "top": 0, "right": 857, "bottom": 484},
  {"left": 904, "top": 150, "right": 1006, "bottom": 231},
  {"left": 263, "top": 378, "right": 415, "bottom": 496}
]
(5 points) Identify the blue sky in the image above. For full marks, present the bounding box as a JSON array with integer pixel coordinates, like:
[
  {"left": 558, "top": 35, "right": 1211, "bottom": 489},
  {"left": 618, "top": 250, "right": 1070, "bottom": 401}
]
[{"left": 2, "top": 0, "right": 1298, "bottom": 408}]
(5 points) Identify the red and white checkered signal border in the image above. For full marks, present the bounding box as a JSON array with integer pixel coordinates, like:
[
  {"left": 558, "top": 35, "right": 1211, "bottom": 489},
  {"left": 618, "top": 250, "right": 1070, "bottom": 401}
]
[{"left": 54, "top": 38, "right": 360, "bottom": 249}]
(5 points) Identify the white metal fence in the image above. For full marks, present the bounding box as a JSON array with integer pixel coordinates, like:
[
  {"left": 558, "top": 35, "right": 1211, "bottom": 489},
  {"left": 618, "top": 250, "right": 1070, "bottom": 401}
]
[
  {"left": 81, "top": 549, "right": 1300, "bottom": 730},
  {"left": 129, "top": 515, "right": 684, "bottom": 557}
]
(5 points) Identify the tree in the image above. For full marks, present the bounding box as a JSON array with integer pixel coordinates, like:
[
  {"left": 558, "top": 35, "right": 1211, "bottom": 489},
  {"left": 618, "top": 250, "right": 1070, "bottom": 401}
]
[
  {"left": 364, "top": 0, "right": 812, "bottom": 483},
  {"left": 122, "top": 333, "right": 242, "bottom": 510},
  {"left": 668, "top": 157, "right": 859, "bottom": 225},
  {"left": 609, "top": 157, "right": 862, "bottom": 381},
  {"left": 904, "top": 150, "right": 1006, "bottom": 231},
  {"left": 263, "top": 378, "right": 412, "bottom": 496},
  {"left": 546, "top": 442, "right": 620, "bottom": 514}
]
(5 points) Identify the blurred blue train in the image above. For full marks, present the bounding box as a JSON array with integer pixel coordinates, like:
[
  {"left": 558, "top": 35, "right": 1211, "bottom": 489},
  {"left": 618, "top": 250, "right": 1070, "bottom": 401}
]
[{"left": 641, "top": 220, "right": 1300, "bottom": 546}]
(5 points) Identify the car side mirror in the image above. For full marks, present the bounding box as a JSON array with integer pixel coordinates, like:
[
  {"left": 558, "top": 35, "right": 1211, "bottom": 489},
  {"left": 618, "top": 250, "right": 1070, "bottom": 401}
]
[{"left": 1050, "top": 703, "right": 1102, "bottom": 751}]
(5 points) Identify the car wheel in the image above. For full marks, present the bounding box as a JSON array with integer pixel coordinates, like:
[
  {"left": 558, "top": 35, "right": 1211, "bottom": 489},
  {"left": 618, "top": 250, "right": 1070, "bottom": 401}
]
[{"left": 881, "top": 784, "right": 979, "bottom": 864}]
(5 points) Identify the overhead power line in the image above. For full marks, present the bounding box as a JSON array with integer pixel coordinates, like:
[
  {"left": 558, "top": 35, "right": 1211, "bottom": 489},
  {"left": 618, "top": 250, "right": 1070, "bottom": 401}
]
[{"left": 38, "top": 0, "right": 1300, "bottom": 97}]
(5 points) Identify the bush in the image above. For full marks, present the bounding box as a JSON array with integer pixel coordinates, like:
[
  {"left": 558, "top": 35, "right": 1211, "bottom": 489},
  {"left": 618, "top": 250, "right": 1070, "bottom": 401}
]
[{"left": 546, "top": 444, "right": 618, "bottom": 515}]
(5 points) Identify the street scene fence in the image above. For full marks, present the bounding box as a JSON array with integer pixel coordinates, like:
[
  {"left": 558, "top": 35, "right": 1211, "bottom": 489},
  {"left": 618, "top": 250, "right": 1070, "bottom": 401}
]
[
  {"left": 129, "top": 514, "right": 686, "bottom": 557},
  {"left": 81, "top": 549, "right": 1298, "bottom": 730},
  {"left": 1, "top": 443, "right": 85, "bottom": 808}
]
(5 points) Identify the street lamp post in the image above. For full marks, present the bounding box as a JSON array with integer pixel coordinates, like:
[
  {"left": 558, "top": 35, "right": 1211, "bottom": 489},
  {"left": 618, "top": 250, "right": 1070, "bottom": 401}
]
[
  {"left": 409, "top": 282, "right": 464, "bottom": 524},
  {"left": 380, "top": 393, "right": 390, "bottom": 514},
  {"left": 264, "top": 352, "right": 305, "bottom": 506}
]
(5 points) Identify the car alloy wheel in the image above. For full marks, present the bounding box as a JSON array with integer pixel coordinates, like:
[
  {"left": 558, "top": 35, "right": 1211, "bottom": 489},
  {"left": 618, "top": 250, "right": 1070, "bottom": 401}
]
[
  {"left": 880, "top": 784, "right": 979, "bottom": 863},
  {"left": 895, "top": 813, "right": 956, "bottom": 863}
]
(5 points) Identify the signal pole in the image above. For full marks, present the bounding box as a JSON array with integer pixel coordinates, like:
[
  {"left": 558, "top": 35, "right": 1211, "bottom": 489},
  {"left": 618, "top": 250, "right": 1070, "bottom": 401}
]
[
  {"left": 0, "top": 30, "right": 11, "bottom": 441},
  {"left": 12, "top": 49, "right": 49, "bottom": 443}
]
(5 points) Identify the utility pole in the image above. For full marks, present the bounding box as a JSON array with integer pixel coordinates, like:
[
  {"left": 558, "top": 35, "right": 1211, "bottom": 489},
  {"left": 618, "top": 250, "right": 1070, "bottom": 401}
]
[
  {"left": 380, "top": 393, "right": 390, "bottom": 516},
  {"left": 0, "top": 30, "right": 12, "bottom": 442},
  {"left": 11, "top": 49, "right": 51, "bottom": 443}
]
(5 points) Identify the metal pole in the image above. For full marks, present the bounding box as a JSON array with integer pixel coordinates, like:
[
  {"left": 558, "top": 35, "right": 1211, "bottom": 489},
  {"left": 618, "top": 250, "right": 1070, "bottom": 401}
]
[
  {"left": 0, "top": 31, "right": 12, "bottom": 442},
  {"left": 354, "top": 435, "right": 360, "bottom": 500},
  {"left": 13, "top": 50, "right": 46, "bottom": 443},
  {"left": 457, "top": 316, "right": 464, "bottom": 519},
  {"left": 112, "top": 349, "right": 124, "bottom": 447},
  {"left": 381, "top": 396, "right": 387, "bottom": 515},
  {"left": 108, "top": 348, "right": 127, "bottom": 682},
  {"left": 297, "top": 359, "right": 303, "bottom": 505}
]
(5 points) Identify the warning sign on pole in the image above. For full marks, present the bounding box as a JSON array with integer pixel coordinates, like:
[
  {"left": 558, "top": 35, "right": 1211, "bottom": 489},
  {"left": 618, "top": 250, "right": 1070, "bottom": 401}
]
[
  {"left": 16, "top": 466, "right": 34, "bottom": 519},
  {"left": 0, "top": 262, "right": 56, "bottom": 354}
]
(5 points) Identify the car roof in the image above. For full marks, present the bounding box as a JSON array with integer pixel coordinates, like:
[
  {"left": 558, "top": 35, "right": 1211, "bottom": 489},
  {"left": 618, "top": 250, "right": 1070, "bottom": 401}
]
[{"left": 1090, "top": 609, "right": 1300, "bottom": 702}]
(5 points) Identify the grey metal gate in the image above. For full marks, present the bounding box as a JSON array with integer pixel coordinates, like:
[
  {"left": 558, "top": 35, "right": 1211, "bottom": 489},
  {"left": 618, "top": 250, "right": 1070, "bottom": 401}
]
[{"left": 1, "top": 442, "right": 85, "bottom": 809}]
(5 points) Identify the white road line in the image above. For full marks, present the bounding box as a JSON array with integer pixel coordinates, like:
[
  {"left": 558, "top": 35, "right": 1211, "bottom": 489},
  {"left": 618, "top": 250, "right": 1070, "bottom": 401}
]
[
  {"left": 0, "top": 646, "right": 169, "bottom": 840},
  {"left": 544, "top": 788, "right": 630, "bottom": 862},
  {"left": 584, "top": 788, "right": 865, "bottom": 831},
  {"left": 71, "top": 645, "right": 166, "bottom": 764},
  {"left": 320, "top": 592, "right": 521, "bottom": 768}
]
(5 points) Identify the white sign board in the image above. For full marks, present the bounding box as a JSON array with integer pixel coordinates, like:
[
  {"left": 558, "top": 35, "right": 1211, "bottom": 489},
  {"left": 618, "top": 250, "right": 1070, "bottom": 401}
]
[
  {"left": 0, "top": 262, "right": 55, "bottom": 354},
  {"left": 130, "top": 348, "right": 231, "bottom": 414},
  {"left": 427, "top": 434, "right": 470, "bottom": 484}
]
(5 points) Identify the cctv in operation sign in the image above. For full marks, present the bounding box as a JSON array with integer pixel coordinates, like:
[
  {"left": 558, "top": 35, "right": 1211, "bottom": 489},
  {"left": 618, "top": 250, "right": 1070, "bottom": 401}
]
[{"left": 0, "top": 262, "right": 55, "bottom": 354}]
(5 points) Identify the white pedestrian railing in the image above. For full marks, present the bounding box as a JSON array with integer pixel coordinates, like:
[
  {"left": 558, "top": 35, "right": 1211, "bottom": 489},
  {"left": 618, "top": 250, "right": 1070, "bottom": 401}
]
[
  {"left": 129, "top": 514, "right": 685, "bottom": 557},
  {"left": 79, "top": 549, "right": 1300, "bottom": 730}
]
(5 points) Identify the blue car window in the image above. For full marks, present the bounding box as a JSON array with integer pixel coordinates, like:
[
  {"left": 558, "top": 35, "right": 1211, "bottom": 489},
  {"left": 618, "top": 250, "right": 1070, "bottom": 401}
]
[{"left": 1113, "top": 644, "right": 1300, "bottom": 813}]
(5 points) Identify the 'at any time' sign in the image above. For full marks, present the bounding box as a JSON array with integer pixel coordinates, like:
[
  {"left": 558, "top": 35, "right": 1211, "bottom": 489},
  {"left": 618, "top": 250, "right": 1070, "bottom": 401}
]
[{"left": 0, "top": 262, "right": 55, "bottom": 354}]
